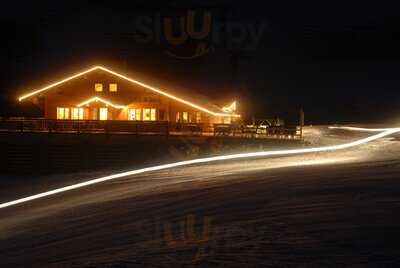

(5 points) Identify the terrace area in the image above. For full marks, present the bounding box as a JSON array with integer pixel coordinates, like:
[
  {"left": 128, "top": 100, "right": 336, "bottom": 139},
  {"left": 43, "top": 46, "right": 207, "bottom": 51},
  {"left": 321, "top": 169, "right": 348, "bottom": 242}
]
[{"left": 0, "top": 118, "right": 302, "bottom": 140}]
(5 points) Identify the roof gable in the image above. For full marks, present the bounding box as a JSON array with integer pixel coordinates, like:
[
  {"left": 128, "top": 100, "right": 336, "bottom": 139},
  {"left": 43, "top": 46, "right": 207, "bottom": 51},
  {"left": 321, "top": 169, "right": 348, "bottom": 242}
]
[{"left": 18, "top": 66, "right": 239, "bottom": 117}]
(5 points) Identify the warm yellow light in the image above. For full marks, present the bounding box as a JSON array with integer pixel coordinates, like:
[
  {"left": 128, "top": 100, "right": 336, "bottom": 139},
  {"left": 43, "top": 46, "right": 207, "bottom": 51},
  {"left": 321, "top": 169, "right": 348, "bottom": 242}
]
[
  {"left": 109, "top": 83, "right": 118, "bottom": 92},
  {"left": 57, "top": 107, "right": 65, "bottom": 120},
  {"left": 18, "top": 65, "right": 240, "bottom": 118},
  {"left": 94, "top": 66, "right": 240, "bottom": 117},
  {"left": 71, "top": 107, "right": 84, "bottom": 120},
  {"left": 95, "top": 83, "right": 103, "bottom": 92},
  {"left": 1, "top": 126, "right": 399, "bottom": 209},
  {"left": 99, "top": 107, "right": 108, "bottom": 120},
  {"left": 328, "top": 126, "right": 393, "bottom": 132},
  {"left": 222, "top": 101, "right": 237, "bottom": 113},
  {"left": 18, "top": 66, "right": 99, "bottom": 102},
  {"left": 76, "top": 96, "right": 126, "bottom": 109}
]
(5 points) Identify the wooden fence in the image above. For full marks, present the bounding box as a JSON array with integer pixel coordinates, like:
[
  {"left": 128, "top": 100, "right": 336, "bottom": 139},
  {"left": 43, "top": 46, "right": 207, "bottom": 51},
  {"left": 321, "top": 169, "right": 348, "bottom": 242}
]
[{"left": 0, "top": 119, "right": 302, "bottom": 140}]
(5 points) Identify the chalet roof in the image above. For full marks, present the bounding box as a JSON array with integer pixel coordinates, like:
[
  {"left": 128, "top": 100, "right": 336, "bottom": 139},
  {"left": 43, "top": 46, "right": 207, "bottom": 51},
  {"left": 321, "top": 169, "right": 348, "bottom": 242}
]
[{"left": 18, "top": 66, "right": 239, "bottom": 117}]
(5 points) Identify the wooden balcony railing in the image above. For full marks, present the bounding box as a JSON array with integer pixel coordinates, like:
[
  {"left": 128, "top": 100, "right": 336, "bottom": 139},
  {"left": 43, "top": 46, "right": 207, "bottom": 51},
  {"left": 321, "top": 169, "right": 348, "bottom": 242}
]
[{"left": 0, "top": 118, "right": 302, "bottom": 140}]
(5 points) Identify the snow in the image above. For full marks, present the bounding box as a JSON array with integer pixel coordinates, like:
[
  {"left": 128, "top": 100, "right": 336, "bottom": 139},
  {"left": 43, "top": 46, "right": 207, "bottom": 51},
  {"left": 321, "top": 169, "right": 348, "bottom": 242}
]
[{"left": 1, "top": 125, "right": 400, "bottom": 266}]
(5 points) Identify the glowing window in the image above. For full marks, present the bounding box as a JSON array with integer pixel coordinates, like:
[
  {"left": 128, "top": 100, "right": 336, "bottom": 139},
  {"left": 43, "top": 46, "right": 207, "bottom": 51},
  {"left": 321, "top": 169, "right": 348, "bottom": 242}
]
[
  {"left": 223, "top": 117, "right": 231, "bottom": 124},
  {"left": 80, "top": 108, "right": 84, "bottom": 119},
  {"left": 64, "top": 108, "right": 70, "bottom": 119},
  {"left": 136, "top": 109, "right": 142, "bottom": 120},
  {"left": 176, "top": 112, "right": 180, "bottom": 122},
  {"left": 99, "top": 107, "right": 108, "bottom": 120},
  {"left": 196, "top": 112, "right": 201, "bottom": 123},
  {"left": 182, "top": 112, "right": 188, "bottom": 123},
  {"left": 109, "top": 83, "right": 117, "bottom": 92},
  {"left": 143, "top": 108, "right": 151, "bottom": 121},
  {"left": 142, "top": 108, "right": 156, "bottom": 121},
  {"left": 151, "top": 108, "right": 156, "bottom": 121},
  {"left": 95, "top": 83, "right": 103, "bottom": 92},
  {"left": 72, "top": 108, "right": 84, "bottom": 120},
  {"left": 128, "top": 109, "right": 136, "bottom": 120},
  {"left": 72, "top": 108, "right": 79, "bottom": 120},
  {"left": 128, "top": 108, "right": 142, "bottom": 120},
  {"left": 57, "top": 107, "right": 65, "bottom": 119}
]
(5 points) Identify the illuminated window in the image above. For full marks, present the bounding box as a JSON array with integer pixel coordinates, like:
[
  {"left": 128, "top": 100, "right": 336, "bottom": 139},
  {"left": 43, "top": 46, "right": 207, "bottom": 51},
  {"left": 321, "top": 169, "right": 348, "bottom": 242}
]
[
  {"left": 72, "top": 108, "right": 78, "bottom": 120},
  {"left": 143, "top": 108, "right": 151, "bottom": 121},
  {"left": 128, "top": 109, "right": 136, "bottom": 120},
  {"left": 57, "top": 107, "right": 65, "bottom": 119},
  {"left": 72, "top": 108, "right": 84, "bottom": 120},
  {"left": 223, "top": 117, "right": 231, "bottom": 124},
  {"left": 64, "top": 108, "right": 70, "bottom": 119},
  {"left": 182, "top": 112, "right": 188, "bottom": 123},
  {"left": 57, "top": 107, "right": 71, "bottom": 120},
  {"left": 95, "top": 83, "right": 103, "bottom": 92},
  {"left": 109, "top": 83, "right": 117, "bottom": 92},
  {"left": 128, "top": 108, "right": 142, "bottom": 120},
  {"left": 99, "top": 107, "right": 108, "bottom": 120},
  {"left": 176, "top": 112, "right": 189, "bottom": 122},
  {"left": 143, "top": 108, "right": 156, "bottom": 121},
  {"left": 151, "top": 108, "right": 156, "bottom": 121},
  {"left": 196, "top": 112, "right": 201, "bottom": 123},
  {"left": 136, "top": 109, "right": 141, "bottom": 120}
]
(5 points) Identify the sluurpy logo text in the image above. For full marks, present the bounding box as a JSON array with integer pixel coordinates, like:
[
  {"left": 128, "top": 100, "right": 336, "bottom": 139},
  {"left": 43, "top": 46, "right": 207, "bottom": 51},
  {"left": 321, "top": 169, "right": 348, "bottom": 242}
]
[{"left": 132, "top": 10, "right": 267, "bottom": 59}]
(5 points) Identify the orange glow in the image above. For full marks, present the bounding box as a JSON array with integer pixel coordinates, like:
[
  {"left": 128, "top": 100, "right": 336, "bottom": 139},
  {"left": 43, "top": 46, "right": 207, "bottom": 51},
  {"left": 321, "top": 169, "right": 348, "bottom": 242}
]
[
  {"left": 18, "top": 66, "right": 99, "bottom": 102},
  {"left": 18, "top": 65, "right": 240, "bottom": 118},
  {"left": 77, "top": 96, "right": 126, "bottom": 109},
  {"left": 222, "top": 101, "right": 237, "bottom": 113}
]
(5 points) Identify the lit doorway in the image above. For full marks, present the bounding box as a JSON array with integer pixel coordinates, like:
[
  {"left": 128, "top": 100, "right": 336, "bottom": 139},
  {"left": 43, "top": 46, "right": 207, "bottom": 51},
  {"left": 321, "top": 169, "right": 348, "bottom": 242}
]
[{"left": 99, "top": 107, "right": 108, "bottom": 120}]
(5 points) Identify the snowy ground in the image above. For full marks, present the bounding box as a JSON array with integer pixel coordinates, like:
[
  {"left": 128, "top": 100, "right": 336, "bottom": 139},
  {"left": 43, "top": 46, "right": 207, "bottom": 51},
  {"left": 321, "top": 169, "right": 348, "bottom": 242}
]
[{"left": 1, "top": 125, "right": 400, "bottom": 267}]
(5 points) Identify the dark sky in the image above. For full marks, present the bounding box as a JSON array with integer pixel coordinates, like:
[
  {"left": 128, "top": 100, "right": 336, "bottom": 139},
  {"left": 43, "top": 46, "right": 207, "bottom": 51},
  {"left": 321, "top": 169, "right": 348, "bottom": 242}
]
[{"left": 1, "top": 0, "right": 400, "bottom": 124}]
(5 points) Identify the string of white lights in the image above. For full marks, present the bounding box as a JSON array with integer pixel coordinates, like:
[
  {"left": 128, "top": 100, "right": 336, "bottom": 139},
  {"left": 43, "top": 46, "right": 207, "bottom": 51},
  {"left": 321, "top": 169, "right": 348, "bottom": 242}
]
[
  {"left": 1, "top": 127, "right": 399, "bottom": 209},
  {"left": 77, "top": 96, "right": 126, "bottom": 109},
  {"left": 18, "top": 65, "right": 239, "bottom": 118}
]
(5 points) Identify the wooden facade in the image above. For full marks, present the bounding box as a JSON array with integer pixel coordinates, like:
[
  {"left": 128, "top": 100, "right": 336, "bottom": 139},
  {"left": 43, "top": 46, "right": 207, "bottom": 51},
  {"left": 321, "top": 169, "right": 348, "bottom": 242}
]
[{"left": 19, "top": 66, "right": 239, "bottom": 125}]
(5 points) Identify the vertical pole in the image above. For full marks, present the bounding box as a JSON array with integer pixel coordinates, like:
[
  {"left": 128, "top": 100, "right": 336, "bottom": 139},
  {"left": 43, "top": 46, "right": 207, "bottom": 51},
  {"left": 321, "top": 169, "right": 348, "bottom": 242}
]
[{"left": 299, "top": 108, "right": 304, "bottom": 139}]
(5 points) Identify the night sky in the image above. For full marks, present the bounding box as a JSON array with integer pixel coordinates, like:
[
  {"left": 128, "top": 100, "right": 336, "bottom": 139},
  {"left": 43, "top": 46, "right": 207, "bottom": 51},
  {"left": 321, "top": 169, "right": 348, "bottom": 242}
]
[{"left": 1, "top": 1, "right": 400, "bottom": 124}]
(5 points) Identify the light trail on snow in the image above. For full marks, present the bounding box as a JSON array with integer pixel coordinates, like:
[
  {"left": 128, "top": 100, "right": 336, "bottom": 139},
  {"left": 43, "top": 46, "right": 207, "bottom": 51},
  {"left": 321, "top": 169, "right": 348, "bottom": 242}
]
[
  {"left": 328, "top": 126, "right": 397, "bottom": 132},
  {"left": 1, "top": 127, "right": 399, "bottom": 210}
]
